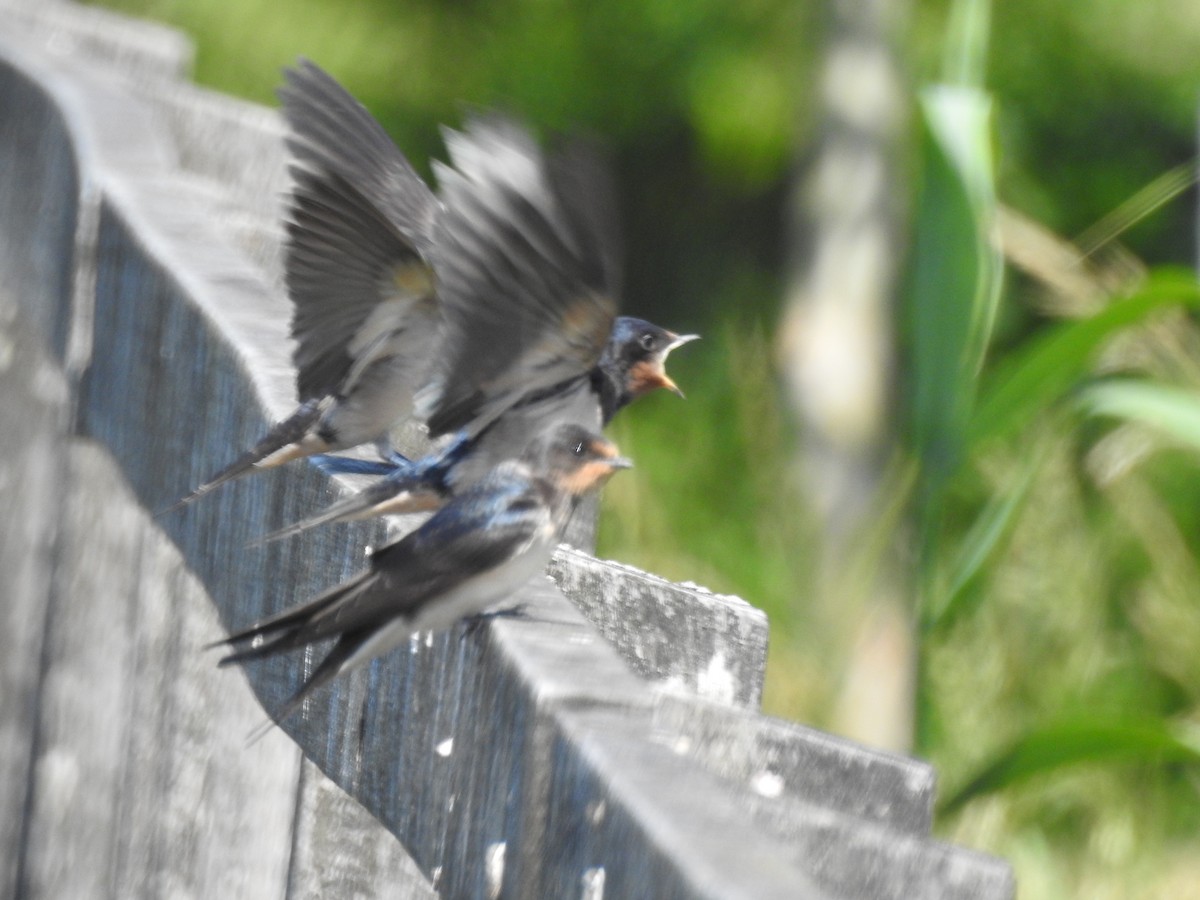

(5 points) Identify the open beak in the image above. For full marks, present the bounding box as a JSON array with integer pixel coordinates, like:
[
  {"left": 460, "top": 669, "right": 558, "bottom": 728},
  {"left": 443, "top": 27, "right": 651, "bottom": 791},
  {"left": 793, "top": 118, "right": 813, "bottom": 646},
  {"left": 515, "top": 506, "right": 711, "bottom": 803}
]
[
  {"left": 666, "top": 333, "right": 701, "bottom": 353},
  {"left": 660, "top": 333, "right": 700, "bottom": 398},
  {"left": 660, "top": 374, "right": 685, "bottom": 399}
]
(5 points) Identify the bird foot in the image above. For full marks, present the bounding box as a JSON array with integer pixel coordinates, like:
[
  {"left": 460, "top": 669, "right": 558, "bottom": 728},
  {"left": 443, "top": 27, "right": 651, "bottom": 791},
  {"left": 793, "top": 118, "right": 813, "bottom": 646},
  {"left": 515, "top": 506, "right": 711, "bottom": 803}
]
[{"left": 459, "top": 603, "right": 531, "bottom": 641}]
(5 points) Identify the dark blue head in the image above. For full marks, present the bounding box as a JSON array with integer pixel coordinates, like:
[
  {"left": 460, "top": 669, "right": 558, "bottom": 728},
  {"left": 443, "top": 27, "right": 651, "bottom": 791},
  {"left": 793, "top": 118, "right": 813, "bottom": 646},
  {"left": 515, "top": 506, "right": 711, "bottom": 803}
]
[{"left": 595, "top": 317, "right": 699, "bottom": 421}]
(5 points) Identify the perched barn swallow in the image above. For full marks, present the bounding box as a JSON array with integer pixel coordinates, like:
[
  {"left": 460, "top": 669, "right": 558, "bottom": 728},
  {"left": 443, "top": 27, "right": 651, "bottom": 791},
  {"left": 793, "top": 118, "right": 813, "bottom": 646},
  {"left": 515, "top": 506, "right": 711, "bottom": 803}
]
[
  {"left": 167, "top": 60, "right": 441, "bottom": 511},
  {"left": 214, "top": 423, "right": 631, "bottom": 728},
  {"left": 265, "top": 317, "right": 697, "bottom": 540}
]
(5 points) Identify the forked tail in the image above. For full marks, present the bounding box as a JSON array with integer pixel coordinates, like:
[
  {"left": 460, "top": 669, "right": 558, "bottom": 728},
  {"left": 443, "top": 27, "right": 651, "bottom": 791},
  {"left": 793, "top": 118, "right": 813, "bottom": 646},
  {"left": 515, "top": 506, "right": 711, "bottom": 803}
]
[{"left": 158, "top": 399, "right": 324, "bottom": 516}]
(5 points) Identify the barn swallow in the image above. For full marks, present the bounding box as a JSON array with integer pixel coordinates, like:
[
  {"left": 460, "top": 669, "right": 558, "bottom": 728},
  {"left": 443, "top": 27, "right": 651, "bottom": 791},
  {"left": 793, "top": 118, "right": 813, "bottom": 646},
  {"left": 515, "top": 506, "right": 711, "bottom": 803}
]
[
  {"left": 414, "top": 112, "right": 623, "bottom": 444},
  {"left": 166, "top": 60, "right": 441, "bottom": 511},
  {"left": 264, "top": 318, "right": 697, "bottom": 541},
  {"left": 213, "top": 423, "right": 631, "bottom": 729}
]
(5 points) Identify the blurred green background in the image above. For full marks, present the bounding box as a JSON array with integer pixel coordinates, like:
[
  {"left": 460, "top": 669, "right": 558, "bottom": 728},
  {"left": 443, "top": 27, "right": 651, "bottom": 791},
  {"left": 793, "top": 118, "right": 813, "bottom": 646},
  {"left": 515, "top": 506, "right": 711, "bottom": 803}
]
[{"left": 89, "top": 0, "right": 1200, "bottom": 895}]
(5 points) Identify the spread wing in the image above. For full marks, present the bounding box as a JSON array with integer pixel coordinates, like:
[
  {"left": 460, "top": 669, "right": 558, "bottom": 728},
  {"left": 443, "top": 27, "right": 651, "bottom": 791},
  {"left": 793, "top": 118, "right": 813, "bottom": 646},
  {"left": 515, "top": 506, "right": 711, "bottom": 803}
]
[
  {"left": 421, "top": 114, "right": 621, "bottom": 438},
  {"left": 279, "top": 59, "right": 441, "bottom": 400}
]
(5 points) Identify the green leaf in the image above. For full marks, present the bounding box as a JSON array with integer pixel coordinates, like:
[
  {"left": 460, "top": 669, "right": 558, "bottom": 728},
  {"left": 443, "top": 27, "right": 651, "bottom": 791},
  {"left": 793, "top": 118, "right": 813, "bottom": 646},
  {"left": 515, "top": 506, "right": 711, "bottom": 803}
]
[
  {"left": 970, "top": 270, "right": 1200, "bottom": 446},
  {"left": 942, "top": 0, "right": 992, "bottom": 88},
  {"left": 907, "top": 85, "right": 1001, "bottom": 486},
  {"left": 1078, "top": 380, "right": 1200, "bottom": 451},
  {"left": 938, "top": 716, "right": 1200, "bottom": 815},
  {"left": 928, "top": 456, "right": 1037, "bottom": 631}
]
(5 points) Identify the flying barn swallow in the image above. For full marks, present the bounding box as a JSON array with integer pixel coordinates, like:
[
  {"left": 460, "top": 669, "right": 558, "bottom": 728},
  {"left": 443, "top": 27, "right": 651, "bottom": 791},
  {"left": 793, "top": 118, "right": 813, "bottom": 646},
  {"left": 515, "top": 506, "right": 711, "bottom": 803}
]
[
  {"left": 213, "top": 423, "right": 631, "bottom": 728},
  {"left": 166, "top": 61, "right": 442, "bottom": 511}
]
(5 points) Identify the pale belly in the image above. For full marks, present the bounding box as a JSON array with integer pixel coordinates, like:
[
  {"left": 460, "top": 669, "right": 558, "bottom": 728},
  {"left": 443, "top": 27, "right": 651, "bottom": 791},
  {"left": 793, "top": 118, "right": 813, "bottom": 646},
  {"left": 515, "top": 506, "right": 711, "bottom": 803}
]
[
  {"left": 322, "top": 352, "right": 430, "bottom": 449},
  {"left": 340, "top": 524, "right": 557, "bottom": 671}
]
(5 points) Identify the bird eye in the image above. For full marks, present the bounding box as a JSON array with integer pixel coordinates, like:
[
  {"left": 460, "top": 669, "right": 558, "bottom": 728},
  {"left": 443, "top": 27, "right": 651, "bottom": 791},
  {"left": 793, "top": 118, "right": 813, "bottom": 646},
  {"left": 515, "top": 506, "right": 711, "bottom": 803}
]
[
  {"left": 639, "top": 333, "right": 656, "bottom": 351},
  {"left": 573, "top": 441, "right": 585, "bottom": 456}
]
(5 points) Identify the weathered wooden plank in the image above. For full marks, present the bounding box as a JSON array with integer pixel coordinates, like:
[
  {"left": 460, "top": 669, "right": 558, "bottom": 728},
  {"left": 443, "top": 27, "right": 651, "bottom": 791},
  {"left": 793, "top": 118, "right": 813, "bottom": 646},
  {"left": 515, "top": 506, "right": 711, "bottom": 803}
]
[
  {"left": 0, "top": 52, "right": 79, "bottom": 357},
  {"left": 20, "top": 441, "right": 145, "bottom": 898},
  {"left": 542, "top": 704, "right": 826, "bottom": 900},
  {"left": 112, "top": 452, "right": 301, "bottom": 899},
  {"left": 543, "top": 703, "right": 1013, "bottom": 900},
  {"left": 0, "top": 0, "right": 193, "bottom": 83},
  {"left": 549, "top": 547, "right": 769, "bottom": 708},
  {"left": 0, "top": 299, "right": 71, "bottom": 900},
  {"left": 16, "top": 446, "right": 302, "bottom": 900},
  {"left": 651, "top": 693, "right": 935, "bottom": 833},
  {"left": 133, "top": 76, "right": 291, "bottom": 231},
  {"left": 287, "top": 759, "right": 439, "bottom": 900}
]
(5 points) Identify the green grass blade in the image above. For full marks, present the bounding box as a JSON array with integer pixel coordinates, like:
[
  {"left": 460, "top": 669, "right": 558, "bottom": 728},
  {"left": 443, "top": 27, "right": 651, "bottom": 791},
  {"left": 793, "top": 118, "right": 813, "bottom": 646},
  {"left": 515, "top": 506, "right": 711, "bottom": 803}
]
[
  {"left": 942, "top": 0, "right": 992, "bottom": 88},
  {"left": 929, "top": 457, "right": 1037, "bottom": 631},
  {"left": 939, "top": 716, "right": 1200, "bottom": 816},
  {"left": 907, "top": 85, "right": 1001, "bottom": 485},
  {"left": 970, "top": 270, "right": 1200, "bottom": 446},
  {"left": 1078, "top": 380, "right": 1200, "bottom": 451}
]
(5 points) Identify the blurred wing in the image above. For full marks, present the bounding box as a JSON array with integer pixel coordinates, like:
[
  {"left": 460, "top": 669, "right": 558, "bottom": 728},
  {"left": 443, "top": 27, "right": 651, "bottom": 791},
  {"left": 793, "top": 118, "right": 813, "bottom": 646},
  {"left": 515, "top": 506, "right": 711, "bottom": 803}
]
[
  {"left": 281, "top": 59, "right": 437, "bottom": 249},
  {"left": 279, "top": 60, "right": 441, "bottom": 400},
  {"left": 422, "top": 114, "right": 621, "bottom": 437}
]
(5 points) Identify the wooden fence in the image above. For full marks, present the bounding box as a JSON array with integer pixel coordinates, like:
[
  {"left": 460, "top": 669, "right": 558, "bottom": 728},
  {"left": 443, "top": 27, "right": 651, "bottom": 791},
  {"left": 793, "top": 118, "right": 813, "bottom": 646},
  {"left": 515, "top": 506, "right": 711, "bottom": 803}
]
[{"left": 0, "top": 1, "right": 1014, "bottom": 897}]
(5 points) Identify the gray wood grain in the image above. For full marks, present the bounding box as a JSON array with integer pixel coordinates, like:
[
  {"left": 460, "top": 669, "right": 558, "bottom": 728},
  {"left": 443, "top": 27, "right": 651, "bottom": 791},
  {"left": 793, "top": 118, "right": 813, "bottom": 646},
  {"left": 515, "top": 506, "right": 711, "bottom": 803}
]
[
  {"left": 115, "top": 460, "right": 300, "bottom": 900},
  {"left": 0, "top": 298, "right": 70, "bottom": 900},
  {"left": 288, "top": 759, "right": 438, "bottom": 900},
  {"left": 21, "top": 440, "right": 145, "bottom": 898},
  {"left": 18, "top": 444, "right": 298, "bottom": 899},
  {"left": 549, "top": 547, "right": 769, "bottom": 708}
]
